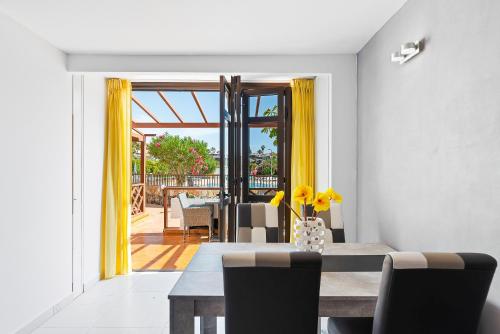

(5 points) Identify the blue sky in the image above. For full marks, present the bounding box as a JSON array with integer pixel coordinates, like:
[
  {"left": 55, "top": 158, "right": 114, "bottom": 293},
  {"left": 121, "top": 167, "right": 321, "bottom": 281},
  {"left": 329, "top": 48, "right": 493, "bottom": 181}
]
[{"left": 133, "top": 91, "right": 278, "bottom": 153}]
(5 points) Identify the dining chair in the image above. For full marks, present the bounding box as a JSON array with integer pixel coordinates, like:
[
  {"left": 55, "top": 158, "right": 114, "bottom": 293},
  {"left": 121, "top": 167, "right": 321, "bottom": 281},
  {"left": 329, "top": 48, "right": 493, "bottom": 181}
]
[
  {"left": 328, "top": 252, "right": 497, "bottom": 334},
  {"left": 236, "top": 203, "right": 279, "bottom": 242},
  {"left": 304, "top": 203, "right": 345, "bottom": 242},
  {"left": 178, "top": 193, "right": 213, "bottom": 241},
  {"left": 223, "top": 251, "right": 322, "bottom": 334}
]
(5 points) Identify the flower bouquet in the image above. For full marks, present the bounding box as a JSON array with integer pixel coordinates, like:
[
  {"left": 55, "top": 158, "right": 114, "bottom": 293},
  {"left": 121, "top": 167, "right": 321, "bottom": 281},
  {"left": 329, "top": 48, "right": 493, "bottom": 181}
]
[{"left": 270, "top": 185, "right": 342, "bottom": 252}]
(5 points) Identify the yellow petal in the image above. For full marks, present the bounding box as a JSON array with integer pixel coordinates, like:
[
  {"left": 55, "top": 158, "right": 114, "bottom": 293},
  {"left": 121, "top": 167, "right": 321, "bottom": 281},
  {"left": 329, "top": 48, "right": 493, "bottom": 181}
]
[
  {"left": 313, "top": 192, "right": 331, "bottom": 212},
  {"left": 270, "top": 190, "right": 285, "bottom": 207},
  {"left": 325, "top": 187, "right": 334, "bottom": 199},
  {"left": 293, "top": 185, "right": 313, "bottom": 204}
]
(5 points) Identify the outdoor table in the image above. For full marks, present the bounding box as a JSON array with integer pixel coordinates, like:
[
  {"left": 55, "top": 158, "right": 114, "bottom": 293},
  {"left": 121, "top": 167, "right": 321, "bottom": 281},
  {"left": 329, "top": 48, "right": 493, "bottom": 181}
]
[{"left": 168, "top": 242, "right": 395, "bottom": 334}]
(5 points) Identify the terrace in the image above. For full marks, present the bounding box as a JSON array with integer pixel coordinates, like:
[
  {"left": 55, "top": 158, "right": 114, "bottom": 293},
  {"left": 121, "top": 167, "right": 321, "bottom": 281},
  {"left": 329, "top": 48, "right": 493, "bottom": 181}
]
[{"left": 129, "top": 85, "right": 279, "bottom": 271}]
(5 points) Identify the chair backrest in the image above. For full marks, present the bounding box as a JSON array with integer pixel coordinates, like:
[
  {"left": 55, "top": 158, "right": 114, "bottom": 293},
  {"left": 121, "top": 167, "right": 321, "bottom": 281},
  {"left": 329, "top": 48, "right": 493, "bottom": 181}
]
[
  {"left": 177, "top": 193, "right": 189, "bottom": 209},
  {"left": 373, "top": 252, "right": 497, "bottom": 334},
  {"left": 236, "top": 203, "right": 279, "bottom": 242},
  {"left": 303, "top": 202, "right": 345, "bottom": 242},
  {"left": 223, "top": 251, "right": 322, "bottom": 334}
]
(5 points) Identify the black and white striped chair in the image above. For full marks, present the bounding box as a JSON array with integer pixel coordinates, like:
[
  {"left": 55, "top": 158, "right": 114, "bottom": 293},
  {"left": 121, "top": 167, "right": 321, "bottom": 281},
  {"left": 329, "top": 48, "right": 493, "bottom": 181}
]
[
  {"left": 304, "top": 202, "right": 345, "bottom": 243},
  {"left": 223, "top": 251, "right": 322, "bottom": 334},
  {"left": 236, "top": 203, "right": 279, "bottom": 242},
  {"left": 328, "top": 252, "right": 497, "bottom": 334}
]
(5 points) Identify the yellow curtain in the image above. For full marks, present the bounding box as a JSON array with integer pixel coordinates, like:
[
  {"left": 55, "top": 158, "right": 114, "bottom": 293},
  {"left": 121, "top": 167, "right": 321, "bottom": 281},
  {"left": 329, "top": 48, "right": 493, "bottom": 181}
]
[
  {"left": 101, "top": 79, "right": 132, "bottom": 279},
  {"left": 290, "top": 79, "right": 315, "bottom": 243}
]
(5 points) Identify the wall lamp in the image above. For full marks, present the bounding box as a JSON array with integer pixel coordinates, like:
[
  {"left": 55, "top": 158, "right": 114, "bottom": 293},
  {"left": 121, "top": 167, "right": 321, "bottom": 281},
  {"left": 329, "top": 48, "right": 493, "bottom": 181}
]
[{"left": 391, "top": 40, "right": 424, "bottom": 64}]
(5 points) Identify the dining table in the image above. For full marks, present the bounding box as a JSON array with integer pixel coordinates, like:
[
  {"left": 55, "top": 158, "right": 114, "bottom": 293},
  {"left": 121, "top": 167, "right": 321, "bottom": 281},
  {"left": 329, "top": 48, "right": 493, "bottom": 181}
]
[{"left": 168, "top": 242, "right": 395, "bottom": 334}]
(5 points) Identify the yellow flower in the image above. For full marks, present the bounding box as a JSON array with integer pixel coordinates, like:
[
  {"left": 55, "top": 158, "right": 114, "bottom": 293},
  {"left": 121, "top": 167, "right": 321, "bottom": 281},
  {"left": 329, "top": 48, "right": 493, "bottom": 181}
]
[
  {"left": 270, "top": 191, "right": 285, "bottom": 207},
  {"left": 332, "top": 192, "right": 343, "bottom": 203},
  {"left": 293, "top": 185, "right": 313, "bottom": 204},
  {"left": 325, "top": 187, "right": 335, "bottom": 200},
  {"left": 325, "top": 187, "right": 343, "bottom": 203},
  {"left": 313, "top": 192, "right": 330, "bottom": 212}
]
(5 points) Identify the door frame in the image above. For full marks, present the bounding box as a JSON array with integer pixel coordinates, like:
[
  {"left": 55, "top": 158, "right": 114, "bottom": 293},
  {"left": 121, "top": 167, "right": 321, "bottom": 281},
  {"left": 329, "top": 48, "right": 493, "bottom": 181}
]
[
  {"left": 239, "top": 86, "right": 291, "bottom": 242},
  {"left": 72, "top": 75, "right": 84, "bottom": 296},
  {"left": 219, "top": 76, "right": 235, "bottom": 242}
]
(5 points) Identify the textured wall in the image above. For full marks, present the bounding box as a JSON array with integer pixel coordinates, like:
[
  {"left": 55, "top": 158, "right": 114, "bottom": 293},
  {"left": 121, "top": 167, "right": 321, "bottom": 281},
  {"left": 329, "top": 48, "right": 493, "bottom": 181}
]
[{"left": 357, "top": 0, "right": 500, "bottom": 332}]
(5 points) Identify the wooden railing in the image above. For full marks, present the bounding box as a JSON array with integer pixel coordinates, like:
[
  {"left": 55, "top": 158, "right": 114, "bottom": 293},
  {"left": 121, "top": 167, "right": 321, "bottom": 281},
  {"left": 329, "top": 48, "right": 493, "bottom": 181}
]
[
  {"left": 132, "top": 174, "right": 278, "bottom": 189},
  {"left": 131, "top": 183, "right": 145, "bottom": 216}
]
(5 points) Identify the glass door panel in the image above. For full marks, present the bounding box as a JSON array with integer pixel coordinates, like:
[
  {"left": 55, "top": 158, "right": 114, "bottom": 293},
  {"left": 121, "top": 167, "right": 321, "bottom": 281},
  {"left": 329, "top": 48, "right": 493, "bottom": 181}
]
[
  {"left": 241, "top": 88, "right": 287, "bottom": 241},
  {"left": 247, "top": 125, "right": 278, "bottom": 199}
]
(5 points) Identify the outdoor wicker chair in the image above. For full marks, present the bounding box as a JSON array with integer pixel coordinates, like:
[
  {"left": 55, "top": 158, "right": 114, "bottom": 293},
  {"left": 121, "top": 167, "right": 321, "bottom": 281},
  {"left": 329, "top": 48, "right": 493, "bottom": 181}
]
[{"left": 178, "top": 193, "right": 213, "bottom": 241}]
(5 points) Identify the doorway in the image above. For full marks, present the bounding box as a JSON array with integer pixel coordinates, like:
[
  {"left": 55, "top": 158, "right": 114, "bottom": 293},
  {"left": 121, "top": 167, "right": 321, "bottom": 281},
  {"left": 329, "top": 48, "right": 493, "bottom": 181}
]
[
  {"left": 220, "top": 77, "right": 292, "bottom": 242},
  {"left": 129, "top": 77, "right": 292, "bottom": 271}
]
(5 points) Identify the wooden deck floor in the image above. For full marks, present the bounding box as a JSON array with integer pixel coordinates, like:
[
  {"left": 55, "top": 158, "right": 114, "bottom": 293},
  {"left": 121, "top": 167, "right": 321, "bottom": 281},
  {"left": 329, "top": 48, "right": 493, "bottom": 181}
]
[{"left": 131, "top": 205, "right": 209, "bottom": 271}]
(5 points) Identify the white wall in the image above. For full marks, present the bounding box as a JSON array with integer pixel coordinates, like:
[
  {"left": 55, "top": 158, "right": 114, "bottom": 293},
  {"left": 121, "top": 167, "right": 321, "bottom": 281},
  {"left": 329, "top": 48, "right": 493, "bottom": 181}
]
[
  {"left": 70, "top": 54, "right": 358, "bottom": 241},
  {"left": 357, "top": 0, "right": 500, "bottom": 332},
  {"left": 0, "top": 11, "right": 72, "bottom": 333}
]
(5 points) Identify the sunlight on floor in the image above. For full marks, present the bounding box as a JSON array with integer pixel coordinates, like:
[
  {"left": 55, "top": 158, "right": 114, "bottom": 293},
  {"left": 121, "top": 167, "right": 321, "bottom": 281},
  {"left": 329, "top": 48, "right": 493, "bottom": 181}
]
[{"left": 131, "top": 206, "right": 209, "bottom": 271}]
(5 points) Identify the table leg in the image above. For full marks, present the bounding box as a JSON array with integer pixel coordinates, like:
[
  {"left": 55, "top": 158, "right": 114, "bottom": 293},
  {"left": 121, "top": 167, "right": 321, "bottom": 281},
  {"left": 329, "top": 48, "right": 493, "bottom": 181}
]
[
  {"left": 170, "top": 299, "right": 194, "bottom": 334},
  {"left": 200, "top": 316, "right": 217, "bottom": 334}
]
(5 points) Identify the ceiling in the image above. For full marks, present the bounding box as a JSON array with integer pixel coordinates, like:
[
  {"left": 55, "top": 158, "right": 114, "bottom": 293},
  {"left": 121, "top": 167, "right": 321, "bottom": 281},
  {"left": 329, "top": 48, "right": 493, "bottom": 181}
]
[{"left": 0, "top": 0, "right": 407, "bottom": 55}]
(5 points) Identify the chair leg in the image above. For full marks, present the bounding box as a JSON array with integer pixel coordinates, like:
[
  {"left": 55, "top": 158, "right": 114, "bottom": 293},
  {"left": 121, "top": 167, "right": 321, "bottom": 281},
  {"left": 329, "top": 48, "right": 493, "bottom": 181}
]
[{"left": 183, "top": 226, "right": 186, "bottom": 243}]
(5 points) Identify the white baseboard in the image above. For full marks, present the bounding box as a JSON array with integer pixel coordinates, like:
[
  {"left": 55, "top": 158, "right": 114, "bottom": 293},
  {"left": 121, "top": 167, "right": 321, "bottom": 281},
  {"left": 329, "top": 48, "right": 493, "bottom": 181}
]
[
  {"left": 16, "top": 275, "right": 101, "bottom": 333},
  {"left": 15, "top": 292, "right": 76, "bottom": 334},
  {"left": 83, "top": 274, "right": 100, "bottom": 292}
]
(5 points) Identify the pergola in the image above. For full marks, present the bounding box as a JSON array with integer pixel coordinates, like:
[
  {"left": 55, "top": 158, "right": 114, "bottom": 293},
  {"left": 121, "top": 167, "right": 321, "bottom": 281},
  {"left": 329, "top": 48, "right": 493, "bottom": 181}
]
[
  {"left": 130, "top": 81, "right": 288, "bottom": 220},
  {"left": 130, "top": 86, "right": 225, "bottom": 218}
]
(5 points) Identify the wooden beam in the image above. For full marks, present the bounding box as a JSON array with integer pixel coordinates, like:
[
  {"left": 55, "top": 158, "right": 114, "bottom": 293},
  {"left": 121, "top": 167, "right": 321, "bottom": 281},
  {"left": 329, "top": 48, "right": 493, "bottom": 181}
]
[
  {"left": 132, "top": 81, "right": 290, "bottom": 91},
  {"left": 254, "top": 96, "right": 261, "bottom": 117},
  {"left": 133, "top": 82, "right": 219, "bottom": 91},
  {"left": 157, "top": 91, "right": 184, "bottom": 123},
  {"left": 241, "top": 82, "right": 290, "bottom": 89},
  {"left": 133, "top": 128, "right": 144, "bottom": 135},
  {"left": 132, "top": 131, "right": 144, "bottom": 142},
  {"left": 133, "top": 122, "right": 219, "bottom": 128},
  {"left": 191, "top": 91, "right": 208, "bottom": 123},
  {"left": 132, "top": 96, "right": 160, "bottom": 123},
  {"left": 132, "top": 122, "right": 276, "bottom": 129}
]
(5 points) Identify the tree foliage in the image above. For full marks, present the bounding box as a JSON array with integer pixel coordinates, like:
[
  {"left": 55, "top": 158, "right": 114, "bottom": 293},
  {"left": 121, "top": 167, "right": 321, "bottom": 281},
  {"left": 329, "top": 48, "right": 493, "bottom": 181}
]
[
  {"left": 249, "top": 153, "right": 277, "bottom": 176},
  {"left": 261, "top": 105, "right": 278, "bottom": 146},
  {"left": 147, "top": 132, "right": 217, "bottom": 185}
]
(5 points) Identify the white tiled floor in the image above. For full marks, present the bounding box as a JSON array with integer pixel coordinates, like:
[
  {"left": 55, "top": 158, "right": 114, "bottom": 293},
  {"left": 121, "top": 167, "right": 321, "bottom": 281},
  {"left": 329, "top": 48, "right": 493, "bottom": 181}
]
[
  {"left": 35, "top": 272, "right": 181, "bottom": 334},
  {"left": 34, "top": 272, "right": 328, "bottom": 334}
]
